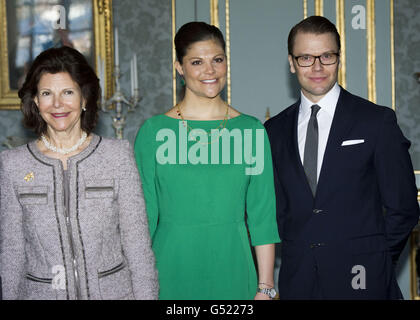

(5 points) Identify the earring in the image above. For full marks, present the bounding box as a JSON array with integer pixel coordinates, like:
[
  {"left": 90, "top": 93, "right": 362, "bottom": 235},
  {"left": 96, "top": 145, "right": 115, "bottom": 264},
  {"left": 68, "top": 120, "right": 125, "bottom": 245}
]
[{"left": 82, "top": 106, "right": 86, "bottom": 112}]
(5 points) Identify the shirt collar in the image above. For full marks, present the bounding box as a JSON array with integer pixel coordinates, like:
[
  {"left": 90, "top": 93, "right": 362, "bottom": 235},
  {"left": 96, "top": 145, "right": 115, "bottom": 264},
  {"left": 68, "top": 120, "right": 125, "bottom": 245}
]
[{"left": 299, "top": 82, "right": 341, "bottom": 118}]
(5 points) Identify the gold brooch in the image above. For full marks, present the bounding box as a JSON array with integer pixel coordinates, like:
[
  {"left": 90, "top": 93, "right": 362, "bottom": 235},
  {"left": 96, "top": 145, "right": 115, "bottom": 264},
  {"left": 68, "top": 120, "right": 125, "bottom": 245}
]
[{"left": 24, "top": 172, "right": 34, "bottom": 182}]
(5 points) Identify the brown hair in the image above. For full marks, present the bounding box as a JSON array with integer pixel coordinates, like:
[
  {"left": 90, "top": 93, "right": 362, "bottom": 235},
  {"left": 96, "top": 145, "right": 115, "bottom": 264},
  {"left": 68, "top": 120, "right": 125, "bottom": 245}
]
[
  {"left": 18, "top": 46, "right": 100, "bottom": 136},
  {"left": 288, "top": 15, "right": 341, "bottom": 55},
  {"left": 174, "top": 21, "right": 226, "bottom": 64}
]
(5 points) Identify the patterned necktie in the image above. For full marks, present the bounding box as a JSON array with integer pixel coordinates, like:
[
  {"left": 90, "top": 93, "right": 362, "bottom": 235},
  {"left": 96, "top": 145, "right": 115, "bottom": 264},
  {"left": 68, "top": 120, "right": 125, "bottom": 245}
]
[{"left": 303, "top": 104, "right": 321, "bottom": 197}]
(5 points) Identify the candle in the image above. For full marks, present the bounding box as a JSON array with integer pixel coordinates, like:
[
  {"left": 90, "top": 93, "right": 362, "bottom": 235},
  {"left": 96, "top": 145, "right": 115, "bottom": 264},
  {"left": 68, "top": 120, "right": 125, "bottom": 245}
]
[
  {"left": 97, "top": 55, "right": 101, "bottom": 82},
  {"left": 97, "top": 55, "right": 103, "bottom": 102},
  {"left": 133, "top": 53, "right": 138, "bottom": 91},
  {"left": 114, "top": 27, "right": 119, "bottom": 67},
  {"left": 101, "top": 57, "right": 105, "bottom": 103},
  {"left": 130, "top": 57, "right": 134, "bottom": 96}
]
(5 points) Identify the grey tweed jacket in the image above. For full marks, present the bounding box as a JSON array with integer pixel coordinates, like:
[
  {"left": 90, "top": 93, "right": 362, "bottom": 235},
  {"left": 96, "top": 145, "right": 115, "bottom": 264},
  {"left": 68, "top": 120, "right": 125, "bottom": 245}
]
[{"left": 0, "top": 134, "right": 158, "bottom": 300}]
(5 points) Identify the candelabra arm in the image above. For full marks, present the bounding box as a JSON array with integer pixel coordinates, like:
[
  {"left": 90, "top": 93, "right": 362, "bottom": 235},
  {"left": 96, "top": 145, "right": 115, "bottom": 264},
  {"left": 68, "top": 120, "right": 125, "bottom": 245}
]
[
  {"left": 120, "top": 95, "right": 131, "bottom": 106},
  {"left": 100, "top": 63, "right": 141, "bottom": 139}
]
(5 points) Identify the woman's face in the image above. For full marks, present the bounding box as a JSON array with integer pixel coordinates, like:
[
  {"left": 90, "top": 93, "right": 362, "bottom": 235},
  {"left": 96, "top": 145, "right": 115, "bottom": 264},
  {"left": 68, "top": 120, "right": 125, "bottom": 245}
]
[
  {"left": 175, "top": 39, "right": 227, "bottom": 100},
  {"left": 34, "top": 72, "right": 85, "bottom": 135}
]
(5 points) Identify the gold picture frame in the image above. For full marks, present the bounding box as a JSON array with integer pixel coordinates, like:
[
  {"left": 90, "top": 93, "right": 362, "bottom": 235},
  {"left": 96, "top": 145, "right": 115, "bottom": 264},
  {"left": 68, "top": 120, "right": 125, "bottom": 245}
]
[{"left": 0, "top": 0, "right": 114, "bottom": 110}]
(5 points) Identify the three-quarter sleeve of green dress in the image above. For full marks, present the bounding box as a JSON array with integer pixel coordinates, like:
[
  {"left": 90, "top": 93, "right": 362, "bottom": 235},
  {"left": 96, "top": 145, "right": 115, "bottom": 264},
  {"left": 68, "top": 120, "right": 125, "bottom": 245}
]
[
  {"left": 245, "top": 120, "right": 281, "bottom": 246},
  {"left": 134, "top": 120, "right": 159, "bottom": 238}
]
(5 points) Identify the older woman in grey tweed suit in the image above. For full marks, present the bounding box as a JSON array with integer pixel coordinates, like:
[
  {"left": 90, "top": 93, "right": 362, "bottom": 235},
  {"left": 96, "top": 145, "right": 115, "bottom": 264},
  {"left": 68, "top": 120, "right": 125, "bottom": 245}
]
[{"left": 0, "top": 46, "right": 158, "bottom": 300}]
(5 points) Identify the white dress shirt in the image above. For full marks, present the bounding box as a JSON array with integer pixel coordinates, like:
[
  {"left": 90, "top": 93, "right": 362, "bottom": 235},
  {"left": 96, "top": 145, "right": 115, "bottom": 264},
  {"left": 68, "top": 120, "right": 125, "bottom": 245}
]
[{"left": 298, "top": 82, "right": 341, "bottom": 181}]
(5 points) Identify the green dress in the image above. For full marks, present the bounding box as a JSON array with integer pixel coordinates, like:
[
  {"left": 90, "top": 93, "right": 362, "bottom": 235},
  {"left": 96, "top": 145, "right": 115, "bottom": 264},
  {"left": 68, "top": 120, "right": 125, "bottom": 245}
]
[{"left": 134, "top": 113, "right": 280, "bottom": 300}]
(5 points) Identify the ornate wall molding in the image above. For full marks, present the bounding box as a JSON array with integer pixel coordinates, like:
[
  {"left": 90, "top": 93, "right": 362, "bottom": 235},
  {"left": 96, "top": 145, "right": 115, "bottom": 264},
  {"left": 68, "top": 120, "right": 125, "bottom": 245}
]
[
  {"left": 224, "top": 0, "right": 231, "bottom": 105},
  {"left": 336, "top": 0, "right": 347, "bottom": 89},
  {"left": 390, "top": 0, "right": 395, "bottom": 110},
  {"left": 315, "top": 0, "right": 323, "bottom": 16},
  {"left": 367, "top": 0, "right": 376, "bottom": 103},
  {"left": 172, "top": 0, "right": 176, "bottom": 106},
  {"left": 210, "top": 0, "right": 219, "bottom": 27}
]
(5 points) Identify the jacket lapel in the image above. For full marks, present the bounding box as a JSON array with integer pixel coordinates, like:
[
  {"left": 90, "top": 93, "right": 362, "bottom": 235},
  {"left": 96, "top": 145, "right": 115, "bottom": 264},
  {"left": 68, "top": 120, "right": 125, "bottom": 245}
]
[{"left": 316, "top": 88, "right": 357, "bottom": 201}]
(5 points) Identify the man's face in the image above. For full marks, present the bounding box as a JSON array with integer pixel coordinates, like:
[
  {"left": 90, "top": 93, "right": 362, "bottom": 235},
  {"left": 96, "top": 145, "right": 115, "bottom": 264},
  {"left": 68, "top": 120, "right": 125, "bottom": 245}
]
[{"left": 288, "top": 32, "right": 340, "bottom": 103}]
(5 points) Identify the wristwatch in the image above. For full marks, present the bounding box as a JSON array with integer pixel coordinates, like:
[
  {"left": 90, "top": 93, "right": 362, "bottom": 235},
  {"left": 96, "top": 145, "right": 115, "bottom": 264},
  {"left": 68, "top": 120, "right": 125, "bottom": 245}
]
[{"left": 257, "top": 287, "right": 276, "bottom": 299}]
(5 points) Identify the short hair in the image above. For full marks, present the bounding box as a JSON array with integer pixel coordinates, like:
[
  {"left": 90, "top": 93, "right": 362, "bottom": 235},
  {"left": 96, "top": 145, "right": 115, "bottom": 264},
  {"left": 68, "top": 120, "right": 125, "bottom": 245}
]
[
  {"left": 288, "top": 16, "right": 341, "bottom": 55},
  {"left": 18, "top": 46, "right": 100, "bottom": 136},
  {"left": 174, "top": 21, "right": 226, "bottom": 64}
]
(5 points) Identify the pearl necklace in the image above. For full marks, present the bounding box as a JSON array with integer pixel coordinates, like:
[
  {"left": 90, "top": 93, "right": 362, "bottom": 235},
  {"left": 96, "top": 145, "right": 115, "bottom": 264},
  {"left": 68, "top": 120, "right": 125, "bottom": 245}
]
[{"left": 41, "top": 132, "right": 87, "bottom": 155}]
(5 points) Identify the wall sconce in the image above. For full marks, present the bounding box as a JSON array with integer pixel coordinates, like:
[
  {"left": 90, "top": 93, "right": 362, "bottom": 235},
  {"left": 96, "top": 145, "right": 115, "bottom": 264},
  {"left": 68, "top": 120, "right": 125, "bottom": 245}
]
[{"left": 415, "top": 72, "right": 420, "bottom": 83}]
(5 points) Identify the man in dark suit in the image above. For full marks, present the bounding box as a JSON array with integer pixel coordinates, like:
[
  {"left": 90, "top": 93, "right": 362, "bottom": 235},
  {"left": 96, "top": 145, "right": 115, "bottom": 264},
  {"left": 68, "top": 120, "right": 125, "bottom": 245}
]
[{"left": 264, "top": 16, "right": 420, "bottom": 299}]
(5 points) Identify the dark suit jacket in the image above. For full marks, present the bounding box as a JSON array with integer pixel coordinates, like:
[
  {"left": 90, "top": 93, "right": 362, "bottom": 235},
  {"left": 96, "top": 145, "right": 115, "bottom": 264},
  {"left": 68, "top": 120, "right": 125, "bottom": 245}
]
[{"left": 264, "top": 88, "right": 420, "bottom": 299}]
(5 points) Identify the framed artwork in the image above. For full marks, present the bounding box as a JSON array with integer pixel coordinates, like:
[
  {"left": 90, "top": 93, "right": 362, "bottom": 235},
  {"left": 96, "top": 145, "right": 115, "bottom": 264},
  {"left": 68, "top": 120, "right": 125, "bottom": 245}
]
[{"left": 0, "top": 0, "right": 114, "bottom": 110}]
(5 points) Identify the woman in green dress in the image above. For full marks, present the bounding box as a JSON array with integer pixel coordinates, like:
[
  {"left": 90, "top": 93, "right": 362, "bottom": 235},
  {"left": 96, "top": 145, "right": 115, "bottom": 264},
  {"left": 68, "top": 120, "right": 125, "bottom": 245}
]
[{"left": 134, "top": 22, "right": 280, "bottom": 300}]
